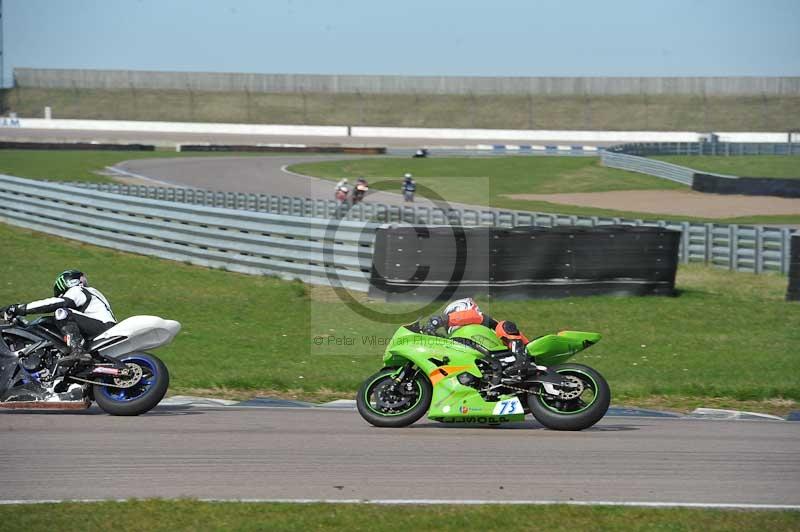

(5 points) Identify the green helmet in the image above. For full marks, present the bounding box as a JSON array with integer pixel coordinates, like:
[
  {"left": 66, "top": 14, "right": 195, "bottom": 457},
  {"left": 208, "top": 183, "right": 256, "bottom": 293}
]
[{"left": 53, "top": 270, "right": 87, "bottom": 297}]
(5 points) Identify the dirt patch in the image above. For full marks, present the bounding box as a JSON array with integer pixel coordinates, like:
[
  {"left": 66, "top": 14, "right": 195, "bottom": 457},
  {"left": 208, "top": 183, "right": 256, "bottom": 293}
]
[{"left": 503, "top": 190, "right": 800, "bottom": 218}]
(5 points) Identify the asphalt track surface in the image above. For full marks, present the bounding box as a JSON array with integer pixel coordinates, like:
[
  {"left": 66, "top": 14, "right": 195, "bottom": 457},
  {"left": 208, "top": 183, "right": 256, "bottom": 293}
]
[
  {"left": 114, "top": 155, "right": 449, "bottom": 209},
  {"left": 1, "top": 407, "right": 798, "bottom": 505}
]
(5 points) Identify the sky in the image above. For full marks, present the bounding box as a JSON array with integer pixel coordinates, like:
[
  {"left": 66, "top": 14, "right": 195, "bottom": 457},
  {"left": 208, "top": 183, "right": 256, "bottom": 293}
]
[{"left": 2, "top": 0, "right": 799, "bottom": 86}]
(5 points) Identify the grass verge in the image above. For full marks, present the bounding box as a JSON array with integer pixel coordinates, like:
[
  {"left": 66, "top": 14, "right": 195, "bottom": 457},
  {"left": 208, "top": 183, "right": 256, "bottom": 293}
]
[
  {"left": 0, "top": 149, "right": 287, "bottom": 184},
  {"left": 0, "top": 222, "right": 797, "bottom": 414},
  {"left": 0, "top": 500, "right": 797, "bottom": 531},
  {"left": 6, "top": 87, "right": 800, "bottom": 131}
]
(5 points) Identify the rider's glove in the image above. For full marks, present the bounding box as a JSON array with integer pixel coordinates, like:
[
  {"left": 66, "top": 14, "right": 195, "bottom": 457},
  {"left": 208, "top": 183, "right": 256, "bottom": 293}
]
[
  {"left": 424, "top": 315, "right": 444, "bottom": 335},
  {"left": 1, "top": 304, "right": 21, "bottom": 321}
]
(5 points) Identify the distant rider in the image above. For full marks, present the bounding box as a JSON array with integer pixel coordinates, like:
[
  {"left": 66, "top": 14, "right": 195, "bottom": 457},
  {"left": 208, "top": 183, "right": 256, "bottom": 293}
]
[
  {"left": 402, "top": 173, "right": 416, "bottom": 203},
  {"left": 335, "top": 177, "right": 350, "bottom": 204},
  {"left": 353, "top": 177, "right": 369, "bottom": 203},
  {"left": 1, "top": 270, "right": 116, "bottom": 366},
  {"left": 425, "top": 297, "right": 530, "bottom": 382}
]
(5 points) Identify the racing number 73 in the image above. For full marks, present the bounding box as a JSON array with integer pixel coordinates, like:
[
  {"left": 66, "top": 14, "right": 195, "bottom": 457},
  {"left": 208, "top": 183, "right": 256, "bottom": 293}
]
[{"left": 498, "top": 399, "right": 517, "bottom": 415}]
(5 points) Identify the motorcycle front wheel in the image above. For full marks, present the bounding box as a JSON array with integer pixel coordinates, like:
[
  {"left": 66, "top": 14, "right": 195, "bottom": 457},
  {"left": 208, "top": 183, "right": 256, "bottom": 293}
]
[
  {"left": 93, "top": 352, "right": 169, "bottom": 416},
  {"left": 356, "top": 368, "right": 432, "bottom": 428},
  {"left": 527, "top": 363, "right": 610, "bottom": 431}
]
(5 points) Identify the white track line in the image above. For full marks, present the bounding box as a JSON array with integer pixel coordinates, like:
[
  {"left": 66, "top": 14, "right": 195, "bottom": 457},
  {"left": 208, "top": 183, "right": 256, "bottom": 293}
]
[
  {"left": 0, "top": 498, "right": 797, "bottom": 510},
  {"left": 104, "top": 166, "right": 187, "bottom": 187}
]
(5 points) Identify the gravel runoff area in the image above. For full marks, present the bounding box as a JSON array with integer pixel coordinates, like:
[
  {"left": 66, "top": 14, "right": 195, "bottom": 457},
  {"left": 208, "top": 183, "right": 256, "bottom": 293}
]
[{"left": 503, "top": 190, "right": 800, "bottom": 219}]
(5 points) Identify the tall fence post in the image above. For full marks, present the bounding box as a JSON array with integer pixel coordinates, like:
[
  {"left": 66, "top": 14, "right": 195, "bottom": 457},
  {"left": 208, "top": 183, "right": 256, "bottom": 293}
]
[
  {"left": 704, "top": 223, "right": 713, "bottom": 265},
  {"left": 680, "top": 222, "right": 690, "bottom": 264},
  {"left": 783, "top": 228, "right": 792, "bottom": 274},
  {"left": 729, "top": 225, "right": 739, "bottom": 271},
  {"left": 755, "top": 227, "right": 764, "bottom": 274}
]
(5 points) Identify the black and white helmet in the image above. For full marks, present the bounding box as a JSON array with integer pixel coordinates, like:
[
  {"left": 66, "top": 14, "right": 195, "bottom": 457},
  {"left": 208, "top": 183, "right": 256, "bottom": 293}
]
[{"left": 53, "top": 269, "right": 88, "bottom": 297}]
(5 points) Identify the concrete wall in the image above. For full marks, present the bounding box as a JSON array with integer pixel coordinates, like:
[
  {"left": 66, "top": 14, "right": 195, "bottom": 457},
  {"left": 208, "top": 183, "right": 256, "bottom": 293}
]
[{"left": 14, "top": 68, "right": 800, "bottom": 96}]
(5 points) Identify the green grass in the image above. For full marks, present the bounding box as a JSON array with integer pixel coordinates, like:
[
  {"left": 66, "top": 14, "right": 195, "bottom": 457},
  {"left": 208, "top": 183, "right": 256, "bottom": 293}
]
[
  {"left": 655, "top": 155, "right": 800, "bottom": 178},
  {"left": 0, "top": 149, "right": 286, "bottom": 184},
  {"left": 290, "top": 156, "right": 800, "bottom": 225},
  {"left": 5, "top": 87, "right": 800, "bottom": 131},
  {"left": 0, "top": 500, "right": 797, "bottom": 531},
  {"left": 1, "top": 222, "right": 797, "bottom": 410}
]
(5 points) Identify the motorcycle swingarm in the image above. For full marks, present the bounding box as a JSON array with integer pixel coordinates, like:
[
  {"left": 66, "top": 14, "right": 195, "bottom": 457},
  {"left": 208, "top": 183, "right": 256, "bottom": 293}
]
[{"left": 525, "top": 369, "right": 579, "bottom": 396}]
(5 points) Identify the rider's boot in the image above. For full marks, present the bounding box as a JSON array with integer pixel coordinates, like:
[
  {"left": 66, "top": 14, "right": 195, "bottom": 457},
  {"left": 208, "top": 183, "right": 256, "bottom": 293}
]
[
  {"left": 58, "top": 321, "right": 92, "bottom": 366},
  {"left": 501, "top": 340, "right": 530, "bottom": 384}
]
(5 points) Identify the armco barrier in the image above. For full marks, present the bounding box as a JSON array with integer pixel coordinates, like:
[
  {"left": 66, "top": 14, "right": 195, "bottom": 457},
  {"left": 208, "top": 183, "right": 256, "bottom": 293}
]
[
  {"left": 369, "top": 225, "right": 680, "bottom": 301},
  {"left": 693, "top": 173, "right": 800, "bottom": 198},
  {"left": 788, "top": 236, "right": 800, "bottom": 301},
  {"left": 609, "top": 142, "right": 800, "bottom": 157},
  {"left": 600, "top": 150, "right": 701, "bottom": 185},
  {"left": 0, "top": 175, "right": 377, "bottom": 292},
  {"left": 69, "top": 181, "right": 795, "bottom": 275}
]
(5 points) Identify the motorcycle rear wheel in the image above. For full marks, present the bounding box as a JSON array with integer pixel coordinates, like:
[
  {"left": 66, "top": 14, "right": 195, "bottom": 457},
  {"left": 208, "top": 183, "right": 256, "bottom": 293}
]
[
  {"left": 527, "top": 363, "right": 610, "bottom": 431},
  {"left": 93, "top": 352, "right": 169, "bottom": 416},
  {"left": 357, "top": 368, "right": 432, "bottom": 428}
]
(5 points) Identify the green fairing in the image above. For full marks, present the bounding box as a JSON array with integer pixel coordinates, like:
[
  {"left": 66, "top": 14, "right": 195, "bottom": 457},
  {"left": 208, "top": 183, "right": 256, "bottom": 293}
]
[
  {"left": 380, "top": 324, "right": 600, "bottom": 423},
  {"left": 449, "top": 324, "right": 508, "bottom": 351},
  {"left": 528, "top": 331, "right": 602, "bottom": 367}
]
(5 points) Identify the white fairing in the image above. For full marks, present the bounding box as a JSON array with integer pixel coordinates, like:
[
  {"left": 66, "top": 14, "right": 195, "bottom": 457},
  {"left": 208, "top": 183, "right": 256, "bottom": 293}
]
[{"left": 89, "top": 315, "right": 181, "bottom": 358}]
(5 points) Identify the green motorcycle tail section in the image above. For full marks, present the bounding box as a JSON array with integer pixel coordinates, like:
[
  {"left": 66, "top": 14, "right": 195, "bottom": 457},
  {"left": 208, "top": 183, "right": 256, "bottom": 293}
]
[{"left": 528, "top": 331, "right": 602, "bottom": 366}]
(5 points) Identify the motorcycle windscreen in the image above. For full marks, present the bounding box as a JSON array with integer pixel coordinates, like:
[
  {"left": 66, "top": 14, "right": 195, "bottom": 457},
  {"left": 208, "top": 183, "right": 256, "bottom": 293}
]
[{"left": 90, "top": 316, "right": 181, "bottom": 358}]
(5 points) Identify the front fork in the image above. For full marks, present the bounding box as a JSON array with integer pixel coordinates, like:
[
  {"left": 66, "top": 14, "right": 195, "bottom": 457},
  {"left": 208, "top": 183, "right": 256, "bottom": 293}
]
[{"left": 389, "top": 363, "right": 420, "bottom": 396}]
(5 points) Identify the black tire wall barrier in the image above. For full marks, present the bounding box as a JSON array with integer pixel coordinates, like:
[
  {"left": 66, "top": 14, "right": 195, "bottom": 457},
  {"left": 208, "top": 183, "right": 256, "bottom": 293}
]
[
  {"left": 787, "top": 235, "right": 800, "bottom": 301},
  {"left": 692, "top": 173, "right": 800, "bottom": 198},
  {"left": 0, "top": 141, "right": 155, "bottom": 151},
  {"left": 179, "top": 144, "right": 386, "bottom": 154},
  {"left": 369, "top": 225, "right": 681, "bottom": 301}
]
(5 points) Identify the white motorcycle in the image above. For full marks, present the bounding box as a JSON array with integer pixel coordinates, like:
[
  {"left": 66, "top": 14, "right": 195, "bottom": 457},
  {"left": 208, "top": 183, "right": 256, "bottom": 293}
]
[{"left": 0, "top": 313, "right": 180, "bottom": 415}]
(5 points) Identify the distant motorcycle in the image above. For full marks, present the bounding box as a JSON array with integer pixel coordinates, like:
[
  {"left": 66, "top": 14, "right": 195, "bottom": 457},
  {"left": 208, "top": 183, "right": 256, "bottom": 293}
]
[
  {"left": 0, "top": 313, "right": 180, "bottom": 415},
  {"left": 352, "top": 182, "right": 369, "bottom": 204},
  {"left": 335, "top": 185, "right": 350, "bottom": 205}
]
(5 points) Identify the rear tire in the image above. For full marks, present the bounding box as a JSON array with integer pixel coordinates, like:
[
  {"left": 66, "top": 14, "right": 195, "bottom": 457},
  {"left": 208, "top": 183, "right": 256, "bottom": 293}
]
[
  {"left": 93, "top": 353, "right": 169, "bottom": 416},
  {"left": 356, "top": 368, "right": 432, "bottom": 428},
  {"left": 527, "top": 363, "right": 610, "bottom": 431}
]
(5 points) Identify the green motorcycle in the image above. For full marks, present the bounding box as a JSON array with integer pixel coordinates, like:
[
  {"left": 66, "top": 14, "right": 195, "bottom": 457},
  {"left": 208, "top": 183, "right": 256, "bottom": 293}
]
[{"left": 356, "top": 320, "right": 610, "bottom": 431}]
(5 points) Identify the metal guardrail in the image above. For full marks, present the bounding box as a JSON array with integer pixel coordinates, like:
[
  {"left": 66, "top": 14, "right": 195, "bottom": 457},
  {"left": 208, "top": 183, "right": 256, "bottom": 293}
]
[
  {"left": 610, "top": 142, "right": 800, "bottom": 157},
  {"left": 600, "top": 150, "right": 701, "bottom": 185},
  {"left": 70, "top": 181, "right": 795, "bottom": 275},
  {"left": 0, "top": 175, "right": 377, "bottom": 292},
  {"left": 601, "top": 141, "right": 799, "bottom": 185}
]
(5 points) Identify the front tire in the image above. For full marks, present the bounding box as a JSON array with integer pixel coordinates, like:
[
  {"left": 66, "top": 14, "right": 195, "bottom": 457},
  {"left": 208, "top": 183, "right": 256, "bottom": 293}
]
[
  {"left": 356, "top": 368, "right": 432, "bottom": 427},
  {"left": 93, "top": 353, "right": 169, "bottom": 416},
  {"left": 527, "top": 363, "right": 610, "bottom": 431}
]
